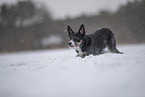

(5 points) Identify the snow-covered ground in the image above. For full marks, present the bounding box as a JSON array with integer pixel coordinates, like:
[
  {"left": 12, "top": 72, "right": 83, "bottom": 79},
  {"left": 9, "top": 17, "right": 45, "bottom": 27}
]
[{"left": 0, "top": 44, "right": 145, "bottom": 97}]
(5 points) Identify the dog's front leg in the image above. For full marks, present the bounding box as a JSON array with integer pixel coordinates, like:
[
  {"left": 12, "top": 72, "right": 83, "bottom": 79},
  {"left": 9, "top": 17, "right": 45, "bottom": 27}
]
[
  {"left": 81, "top": 54, "right": 86, "bottom": 58},
  {"left": 76, "top": 52, "right": 86, "bottom": 58}
]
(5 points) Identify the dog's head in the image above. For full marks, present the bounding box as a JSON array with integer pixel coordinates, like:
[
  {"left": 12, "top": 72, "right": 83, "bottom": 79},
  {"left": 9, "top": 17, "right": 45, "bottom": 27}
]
[{"left": 67, "top": 24, "right": 86, "bottom": 48}]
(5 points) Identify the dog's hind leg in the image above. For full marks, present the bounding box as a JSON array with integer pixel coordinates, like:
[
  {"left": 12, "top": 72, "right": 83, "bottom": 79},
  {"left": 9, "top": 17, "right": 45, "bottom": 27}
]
[{"left": 107, "top": 37, "right": 123, "bottom": 54}]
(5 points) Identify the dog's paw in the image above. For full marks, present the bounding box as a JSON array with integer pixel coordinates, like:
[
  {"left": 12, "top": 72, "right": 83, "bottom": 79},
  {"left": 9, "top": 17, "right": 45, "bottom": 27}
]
[
  {"left": 76, "top": 54, "right": 80, "bottom": 57},
  {"left": 76, "top": 54, "right": 86, "bottom": 58}
]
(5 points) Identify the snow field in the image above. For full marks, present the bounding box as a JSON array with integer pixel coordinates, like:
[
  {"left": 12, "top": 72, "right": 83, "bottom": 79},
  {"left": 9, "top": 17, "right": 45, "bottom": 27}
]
[{"left": 0, "top": 44, "right": 145, "bottom": 97}]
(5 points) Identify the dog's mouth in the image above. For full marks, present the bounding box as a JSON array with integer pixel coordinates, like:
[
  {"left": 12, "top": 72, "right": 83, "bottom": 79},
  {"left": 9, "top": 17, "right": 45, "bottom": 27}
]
[{"left": 68, "top": 42, "right": 74, "bottom": 47}]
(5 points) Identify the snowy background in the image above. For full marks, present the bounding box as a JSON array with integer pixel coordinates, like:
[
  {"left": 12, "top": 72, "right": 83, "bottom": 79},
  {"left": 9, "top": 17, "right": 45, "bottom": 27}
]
[
  {"left": 0, "top": 44, "right": 145, "bottom": 97},
  {"left": 0, "top": 0, "right": 134, "bottom": 19}
]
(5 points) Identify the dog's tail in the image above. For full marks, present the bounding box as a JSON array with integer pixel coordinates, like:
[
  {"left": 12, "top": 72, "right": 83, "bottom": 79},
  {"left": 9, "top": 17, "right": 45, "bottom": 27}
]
[{"left": 107, "top": 30, "right": 123, "bottom": 54}]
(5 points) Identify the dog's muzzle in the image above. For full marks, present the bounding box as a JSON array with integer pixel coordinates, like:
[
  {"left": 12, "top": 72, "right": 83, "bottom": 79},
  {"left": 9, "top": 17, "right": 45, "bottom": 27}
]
[
  {"left": 68, "top": 42, "right": 73, "bottom": 47},
  {"left": 68, "top": 40, "right": 75, "bottom": 47}
]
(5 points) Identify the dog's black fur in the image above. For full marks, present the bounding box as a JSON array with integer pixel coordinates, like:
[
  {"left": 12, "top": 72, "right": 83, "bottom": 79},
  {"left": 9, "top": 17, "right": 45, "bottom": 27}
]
[{"left": 68, "top": 24, "right": 123, "bottom": 58}]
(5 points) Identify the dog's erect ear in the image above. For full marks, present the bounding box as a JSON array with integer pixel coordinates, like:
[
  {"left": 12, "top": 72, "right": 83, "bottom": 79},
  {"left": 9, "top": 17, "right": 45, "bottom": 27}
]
[
  {"left": 78, "top": 24, "right": 85, "bottom": 36},
  {"left": 67, "top": 25, "right": 74, "bottom": 38}
]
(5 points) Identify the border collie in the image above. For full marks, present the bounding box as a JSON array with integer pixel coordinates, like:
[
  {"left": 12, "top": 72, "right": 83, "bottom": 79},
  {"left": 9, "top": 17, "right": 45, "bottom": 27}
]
[{"left": 68, "top": 24, "right": 123, "bottom": 58}]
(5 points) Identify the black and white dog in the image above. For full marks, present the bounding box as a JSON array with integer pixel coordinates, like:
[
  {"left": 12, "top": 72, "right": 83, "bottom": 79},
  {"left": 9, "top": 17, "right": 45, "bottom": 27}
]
[{"left": 68, "top": 24, "right": 123, "bottom": 58}]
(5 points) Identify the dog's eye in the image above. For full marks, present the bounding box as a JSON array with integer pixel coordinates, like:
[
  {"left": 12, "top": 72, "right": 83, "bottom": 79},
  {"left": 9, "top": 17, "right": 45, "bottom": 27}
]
[{"left": 74, "top": 36, "right": 80, "bottom": 42}]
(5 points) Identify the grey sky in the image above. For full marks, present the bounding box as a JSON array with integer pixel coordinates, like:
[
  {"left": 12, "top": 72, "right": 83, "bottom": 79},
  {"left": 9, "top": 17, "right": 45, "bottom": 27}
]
[{"left": 0, "top": 0, "right": 134, "bottom": 19}]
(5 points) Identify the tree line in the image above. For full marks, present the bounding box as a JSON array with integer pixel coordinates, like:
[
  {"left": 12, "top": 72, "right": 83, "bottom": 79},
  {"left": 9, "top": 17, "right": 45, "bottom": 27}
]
[{"left": 0, "top": 0, "right": 145, "bottom": 52}]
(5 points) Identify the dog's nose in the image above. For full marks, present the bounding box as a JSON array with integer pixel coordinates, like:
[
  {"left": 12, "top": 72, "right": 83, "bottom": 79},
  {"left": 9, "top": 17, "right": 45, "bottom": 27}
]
[{"left": 68, "top": 42, "right": 72, "bottom": 46}]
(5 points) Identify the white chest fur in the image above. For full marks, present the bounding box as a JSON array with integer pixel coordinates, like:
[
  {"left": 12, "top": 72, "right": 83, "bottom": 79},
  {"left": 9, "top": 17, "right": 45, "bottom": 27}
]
[{"left": 74, "top": 46, "right": 84, "bottom": 56}]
